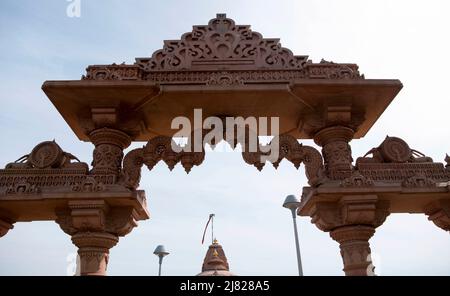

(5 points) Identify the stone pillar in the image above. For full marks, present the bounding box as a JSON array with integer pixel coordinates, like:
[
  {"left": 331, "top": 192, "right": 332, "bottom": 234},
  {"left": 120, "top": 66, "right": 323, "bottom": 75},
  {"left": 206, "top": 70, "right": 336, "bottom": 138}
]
[
  {"left": 89, "top": 128, "right": 131, "bottom": 176},
  {"left": 313, "top": 126, "right": 354, "bottom": 179},
  {"left": 330, "top": 225, "right": 375, "bottom": 276},
  {"left": 424, "top": 199, "right": 450, "bottom": 232},
  {"left": 308, "top": 195, "right": 389, "bottom": 276},
  {"left": 71, "top": 232, "right": 118, "bottom": 276},
  {"left": 56, "top": 200, "right": 139, "bottom": 276}
]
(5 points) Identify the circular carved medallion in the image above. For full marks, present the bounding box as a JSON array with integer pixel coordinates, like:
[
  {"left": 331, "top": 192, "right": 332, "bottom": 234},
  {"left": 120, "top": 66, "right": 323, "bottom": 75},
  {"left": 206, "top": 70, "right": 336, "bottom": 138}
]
[
  {"left": 379, "top": 137, "right": 412, "bottom": 163},
  {"left": 30, "top": 141, "right": 63, "bottom": 168}
]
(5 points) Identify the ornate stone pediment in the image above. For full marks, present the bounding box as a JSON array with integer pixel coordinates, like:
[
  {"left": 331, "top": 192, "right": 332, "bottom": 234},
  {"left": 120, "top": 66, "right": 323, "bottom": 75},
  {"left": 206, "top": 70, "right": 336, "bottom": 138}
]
[
  {"left": 136, "top": 14, "right": 308, "bottom": 72},
  {"left": 82, "top": 14, "right": 363, "bottom": 82}
]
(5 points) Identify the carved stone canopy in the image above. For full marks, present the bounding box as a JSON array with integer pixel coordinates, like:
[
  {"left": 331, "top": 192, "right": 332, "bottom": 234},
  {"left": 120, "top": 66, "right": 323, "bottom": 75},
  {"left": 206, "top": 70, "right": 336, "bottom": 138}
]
[{"left": 42, "top": 14, "right": 402, "bottom": 142}]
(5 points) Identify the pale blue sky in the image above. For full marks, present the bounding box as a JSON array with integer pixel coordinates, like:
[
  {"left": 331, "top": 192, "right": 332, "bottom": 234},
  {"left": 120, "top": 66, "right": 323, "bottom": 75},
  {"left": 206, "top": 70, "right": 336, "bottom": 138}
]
[{"left": 0, "top": 0, "right": 449, "bottom": 275}]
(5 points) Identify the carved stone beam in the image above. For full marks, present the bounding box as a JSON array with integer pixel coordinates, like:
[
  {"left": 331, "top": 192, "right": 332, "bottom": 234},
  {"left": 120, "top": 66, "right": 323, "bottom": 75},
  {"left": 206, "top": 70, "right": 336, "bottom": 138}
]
[
  {"left": 306, "top": 195, "right": 389, "bottom": 276},
  {"left": 424, "top": 199, "right": 450, "bottom": 232},
  {"left": 89, "top": 128, "right": 132, "bottom": 176},
  {"left": 56, "top": 200, "right": 139, "bottom": 276}
]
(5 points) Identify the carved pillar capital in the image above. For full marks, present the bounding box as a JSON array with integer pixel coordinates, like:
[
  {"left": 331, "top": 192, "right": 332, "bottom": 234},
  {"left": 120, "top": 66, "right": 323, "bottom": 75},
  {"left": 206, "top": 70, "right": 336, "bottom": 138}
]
[
  {"left": 314, "top": 126, "right": 354, "bottom": 179},
  {"left": 308, "top": 195, "right": 389, "bottom": 276},
  {"left": 330, "top": 225, "right": 375, "bottom": 276},
  {"left": 89, "top": 128, "right": 131, "bottom": 176},
  {"left": 310, "top": 195, "right": 390, "bottom": 231},
  {"left": 56, "top": 200, "right": 139, "bottom": 236},
  {"left": 424, "top": 199, "right": 450, "bottom": 232},
  {"left": 55, "top": 200, "right": 139, "bottom": 275}
]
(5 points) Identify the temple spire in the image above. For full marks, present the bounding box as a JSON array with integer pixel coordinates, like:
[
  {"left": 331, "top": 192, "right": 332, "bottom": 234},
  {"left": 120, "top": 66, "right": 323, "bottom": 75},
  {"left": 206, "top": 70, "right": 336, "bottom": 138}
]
[{"left": 197, "top": 239, "right": 234, "bottom": 276}]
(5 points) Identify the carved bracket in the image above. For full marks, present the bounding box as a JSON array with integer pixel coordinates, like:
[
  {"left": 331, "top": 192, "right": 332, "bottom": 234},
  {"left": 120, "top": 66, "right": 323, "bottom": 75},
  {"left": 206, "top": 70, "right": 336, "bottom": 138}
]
[{"left": 424, "top": 199, "right": 450, "bottom": 232}]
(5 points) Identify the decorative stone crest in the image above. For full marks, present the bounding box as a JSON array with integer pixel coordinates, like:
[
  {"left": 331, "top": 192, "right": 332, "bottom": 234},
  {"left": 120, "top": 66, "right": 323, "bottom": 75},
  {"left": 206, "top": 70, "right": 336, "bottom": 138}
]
[
  {"left": 82, "top": 14, "right": 363, "bottom": 83},
  {"left": 136, "top": 14, "right": 308, "bottom": 72}
]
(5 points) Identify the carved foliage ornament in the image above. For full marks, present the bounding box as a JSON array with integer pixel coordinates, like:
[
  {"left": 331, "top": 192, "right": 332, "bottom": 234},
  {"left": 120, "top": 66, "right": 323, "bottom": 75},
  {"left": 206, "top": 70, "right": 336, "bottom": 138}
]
[
  {"left": 136, "top": 14, "right": 308, "bottom": 71},
  {"left": 121, "top": 133, "right": 325, "bottom": 189}
]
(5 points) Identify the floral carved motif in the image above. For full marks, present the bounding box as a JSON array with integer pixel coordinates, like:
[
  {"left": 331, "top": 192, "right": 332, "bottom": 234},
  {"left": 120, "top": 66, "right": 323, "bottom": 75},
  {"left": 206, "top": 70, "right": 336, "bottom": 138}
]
[
  {"left": 92, "top": 144, "right": 124, "bottom": 175},
  {"left": 83, "top": 64, "right": 144, "bottom": 81},
  {"left": 322, "top": 141, "right": 353, "bottom": 178},
  {"left": 136, "top": 14, "right": 308, "bottom": 72},
  {"left": 121, "top": 136, "right": 205, "bottom": 190},
  {"left": 121, "top": 133, "right": 325, "bottom": 189},
  {"left": 206, "top": 72, "right": 244, "bottom": 86},
  {"left": 242, "top": 134, "right": 325, "bottom": 186}
]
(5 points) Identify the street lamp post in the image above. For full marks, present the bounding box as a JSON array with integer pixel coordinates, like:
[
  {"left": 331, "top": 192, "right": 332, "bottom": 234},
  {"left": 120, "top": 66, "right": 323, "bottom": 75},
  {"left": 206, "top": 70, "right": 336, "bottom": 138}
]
[
  {"left": 283, "top": 194, "right": 304, "bottom": 276},
  {"left": 153, "top": 245, "right": 169, "bottom": 276}
]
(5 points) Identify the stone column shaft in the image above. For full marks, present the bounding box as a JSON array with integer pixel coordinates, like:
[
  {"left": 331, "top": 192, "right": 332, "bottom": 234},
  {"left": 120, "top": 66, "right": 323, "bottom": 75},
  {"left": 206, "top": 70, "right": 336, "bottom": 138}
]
[
  {"left": 314, "top": 126, "right": 354, "bottom": 179},
  {"left": 89, "top": 128, "right": 131, "bottom": 176},
  {"left": 72, "top": 232, "right": 118, "bottom": 276},
  {"left": 330, "top": 225, "right": 375, "bottom": 276}
]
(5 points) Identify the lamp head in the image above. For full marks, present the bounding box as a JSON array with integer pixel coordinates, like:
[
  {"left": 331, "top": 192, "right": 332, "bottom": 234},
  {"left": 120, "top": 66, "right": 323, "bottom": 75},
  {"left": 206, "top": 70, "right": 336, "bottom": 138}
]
[
  {"left": 283, "top": 194, "right": 300, "bottom": 210},
  {"left": 153, "top": 245, "right": 170, "bottom": 258}
]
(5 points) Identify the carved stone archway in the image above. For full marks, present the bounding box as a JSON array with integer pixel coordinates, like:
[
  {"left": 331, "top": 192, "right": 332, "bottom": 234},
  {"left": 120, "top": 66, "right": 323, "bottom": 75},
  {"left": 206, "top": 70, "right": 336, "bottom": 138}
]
[{"left": 1, "top": 14, "right": 449, "bottom": 276}]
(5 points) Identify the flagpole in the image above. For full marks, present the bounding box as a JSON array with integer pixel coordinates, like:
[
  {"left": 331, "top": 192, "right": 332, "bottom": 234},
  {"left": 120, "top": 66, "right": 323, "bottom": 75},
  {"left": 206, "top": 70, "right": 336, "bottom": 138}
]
[{"left": 211, "top": 214, "right": 214, "bottom": 244}]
